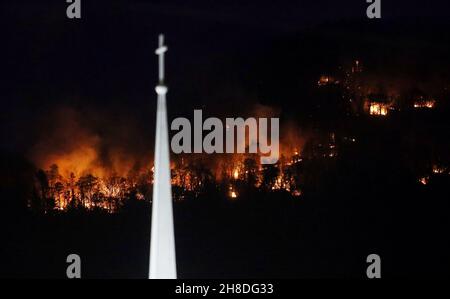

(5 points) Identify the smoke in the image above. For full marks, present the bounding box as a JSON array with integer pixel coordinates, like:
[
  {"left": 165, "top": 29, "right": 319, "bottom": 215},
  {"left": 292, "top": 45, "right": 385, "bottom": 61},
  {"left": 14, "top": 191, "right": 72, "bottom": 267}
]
[
  {"left": 280, "top": 120, "right": 309, "bottom": 157},
  {"left": 27, "top": 98, "right": 309, "bottom": 181},
  {"left": 28, "top": 106, "right": 152, "bottom": 179}
]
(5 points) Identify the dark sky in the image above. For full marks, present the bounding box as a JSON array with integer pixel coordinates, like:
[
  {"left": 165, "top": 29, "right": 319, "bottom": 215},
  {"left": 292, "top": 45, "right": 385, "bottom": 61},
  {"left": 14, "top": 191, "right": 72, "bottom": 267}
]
[{"left": 1, "top": 0, "right": 450, "bottom": 158}]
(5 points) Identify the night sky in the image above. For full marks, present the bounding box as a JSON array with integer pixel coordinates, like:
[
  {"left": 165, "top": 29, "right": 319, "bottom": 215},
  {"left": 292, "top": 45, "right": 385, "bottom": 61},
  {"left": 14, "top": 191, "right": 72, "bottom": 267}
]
[{"left": 2, "top": 0, "right": 450, "bottom": 156}]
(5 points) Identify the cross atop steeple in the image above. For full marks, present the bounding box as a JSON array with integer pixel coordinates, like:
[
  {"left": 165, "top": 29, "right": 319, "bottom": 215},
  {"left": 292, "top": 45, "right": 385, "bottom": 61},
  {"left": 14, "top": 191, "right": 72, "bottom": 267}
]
[{"left": 155, "top": 34, "right": 168, "bottom": 84}]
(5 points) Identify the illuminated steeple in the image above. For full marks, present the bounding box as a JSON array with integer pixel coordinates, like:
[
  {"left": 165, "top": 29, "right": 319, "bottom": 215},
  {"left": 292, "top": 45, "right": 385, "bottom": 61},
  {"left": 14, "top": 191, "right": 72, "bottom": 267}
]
[{"left": 149, "top": 34, "right": 177, "bottom": 279}]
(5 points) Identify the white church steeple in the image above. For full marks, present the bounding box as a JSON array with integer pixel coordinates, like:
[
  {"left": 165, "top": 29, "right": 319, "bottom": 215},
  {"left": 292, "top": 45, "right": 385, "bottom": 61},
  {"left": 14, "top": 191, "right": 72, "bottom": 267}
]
[{"left": 149, "top": 34, "right": 177, "bottom": 279}]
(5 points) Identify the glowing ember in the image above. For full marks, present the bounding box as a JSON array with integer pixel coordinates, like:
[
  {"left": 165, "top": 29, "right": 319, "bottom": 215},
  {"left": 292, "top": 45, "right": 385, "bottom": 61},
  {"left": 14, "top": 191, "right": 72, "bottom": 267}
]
[
  {"left": 228, "top": 185, "right": 238, "bottom": 199},
  {"left": 292, "top": 190, "right": 302, "bottom": 197},
  {"left": 432, "top": 165, "right": 446, "bottom": 174},
  {"left": 414, "top": 97, "right": 436, "bottom": 109},
  {"left": 317, "top": 75, "right": 339, "bottom": 86},
  {"left": 419, "top": 176, "right": 429, "bottom": 185}
]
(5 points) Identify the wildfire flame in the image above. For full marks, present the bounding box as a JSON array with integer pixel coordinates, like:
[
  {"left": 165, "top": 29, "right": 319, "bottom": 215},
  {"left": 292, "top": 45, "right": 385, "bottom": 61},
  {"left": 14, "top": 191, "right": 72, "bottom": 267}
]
[{"left": 369, "top": 102, "right": 389, "bottom": 116}]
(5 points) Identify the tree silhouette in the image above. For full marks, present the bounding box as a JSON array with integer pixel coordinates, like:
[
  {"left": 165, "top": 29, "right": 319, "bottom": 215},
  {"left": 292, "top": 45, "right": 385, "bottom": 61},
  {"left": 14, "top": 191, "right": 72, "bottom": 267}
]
[{"left": 77, "top": 174, "right": 99, "bottom": 208}]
